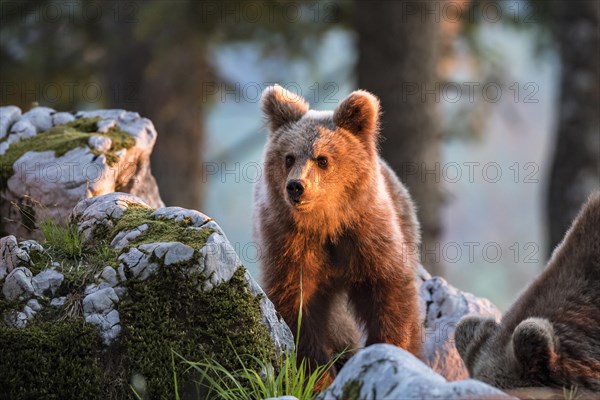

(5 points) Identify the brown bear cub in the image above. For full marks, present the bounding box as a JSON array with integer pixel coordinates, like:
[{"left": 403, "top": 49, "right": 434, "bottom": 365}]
[
  {"left": 455, "top": 192, "right": 600, "bottom": 391},
  {"left": 254, "top": 85, "right": 422, "bottom": 371}
]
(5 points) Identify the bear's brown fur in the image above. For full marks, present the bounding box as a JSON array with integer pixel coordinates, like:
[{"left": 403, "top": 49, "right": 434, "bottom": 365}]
[
  {"left": 455, "top": 192, "right": 600, "bottom": 391},
  {"left": 254, "top": 85, "right": 422, "bottom": 371}
]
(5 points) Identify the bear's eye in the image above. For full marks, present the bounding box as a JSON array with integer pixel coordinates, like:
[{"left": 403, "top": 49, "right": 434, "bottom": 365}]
[
  {"left": 285, "top": 155, "right": 295, "bottom": 168},
  {"left": 317, "top": 156, "right": 328, "bottom": 169}
]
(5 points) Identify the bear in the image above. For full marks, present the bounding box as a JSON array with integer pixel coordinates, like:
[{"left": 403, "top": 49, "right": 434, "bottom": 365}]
[
  {"left": 455, "top": 191, "right": 600, "bottom": 391},
  {"left": 253, "top": 85, "right": 422, "bottom": 372}
]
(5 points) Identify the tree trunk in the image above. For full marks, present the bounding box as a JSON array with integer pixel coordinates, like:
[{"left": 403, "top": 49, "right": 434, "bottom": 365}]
[
  {"left": 105, "top": 18, "right": 206, "bottom": 210},
  {"left": 356, "top": 0, "right": 443, "bottom": 275},
  {"left": 547, "top": 0, "right": 600, "bottom": 254}
]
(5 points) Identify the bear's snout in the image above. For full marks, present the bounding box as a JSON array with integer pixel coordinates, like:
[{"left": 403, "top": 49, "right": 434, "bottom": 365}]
[{"left": 286, "top": 179, "right": 305, "bottom": 203}]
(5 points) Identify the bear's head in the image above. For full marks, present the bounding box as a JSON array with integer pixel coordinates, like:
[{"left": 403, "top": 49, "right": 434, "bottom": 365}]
[
  {"left": 455, "top": 315, "right": 560, "bottom": 388},
  {"left": 260, "top": 85, "right": 381, "bottom": 228}
]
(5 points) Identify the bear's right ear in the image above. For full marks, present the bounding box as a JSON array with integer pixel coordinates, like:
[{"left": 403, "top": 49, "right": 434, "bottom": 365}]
[
  {"left": 455, "top": 316, "right": 499, "bottom": 365},
  {"left": 511, "top": 318, "right": 558, "bottom": 375},
  {"left": 261, "top": 85, "right": 309, "bottom": 132}
]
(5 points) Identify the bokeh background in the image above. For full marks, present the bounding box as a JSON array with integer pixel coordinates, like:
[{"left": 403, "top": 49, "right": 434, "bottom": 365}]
[{"left": 1, "top": 0, "right": 598, "bottom": 310}]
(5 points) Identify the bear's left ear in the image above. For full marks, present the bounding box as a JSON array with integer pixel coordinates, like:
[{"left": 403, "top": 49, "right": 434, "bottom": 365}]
[
  {"left": 511, "top": 318, "right": 558, "bottom": 375},
  {"left": 333, "top": 90, "right": 380, "bottom": 138}
]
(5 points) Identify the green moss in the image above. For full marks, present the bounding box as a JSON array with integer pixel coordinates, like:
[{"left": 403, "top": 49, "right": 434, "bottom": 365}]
[
  {"left": 112, "top": 204, "right": 213, "bottom": 251},
  {"left": 0, "top": 321, "right": 103, "bottom": 400},
  {"left": 120, "top": 267, "right": 277, "bottom": 398},
  {"left": 0, "top": 116, "right": 135, "bottom": 189},
  {"left": 28, "top": 247, "right": 52, "bottom": 275},
  {"left": 340, "top": 379, "right": 364, "bottom": 400}
]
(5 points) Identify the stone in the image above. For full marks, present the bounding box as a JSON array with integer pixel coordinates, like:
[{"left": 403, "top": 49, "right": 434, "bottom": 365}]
[
  {"left": 82, "top": 287, "right": 119, "bottom": 316},
  {"left": 71, "top": 192, "right": 152, "bottom": 242},
  {"left": 18, "top": 239, "right": 44, "bottom": 254},
  {"left": 97, "top": 266, "right": 119, "bottom": 288},
  {"left": 111, "top": 223, "right": 148, "bottom": 249},
  {"left": 52, "top": 112, "right": 75, "bottom": 125},
  {"left": 2, "top": 267, "right": 34, "bottom": 301},
  {"left": 0, "top": 108, "right": 164, "bottom": 239},
  {"left": 0, "top": 141, "right": 9, "bottom": 156},
  {"left": 82, "top": 286, "right": 121, "bottom": 345},
  {"left": 264, "top": 397, "right": 299, "bottom": 400},
  {"left": 1, "top": 235, "right": 21, "bottom": 280},
  {"left": 118, "top": 247, "right": 158, "bottom": 282},
  {"left": 88, "top": 135, "right": 112, "bottom": 152},
  {"left": 74, "top": 192, "right": 294, "bottom": 353},
  {"left": 244, "top": 270, "right": 294, "bottom": 353},
  {"left": 32, "top": 269, "right": 64, "bottom": 297},
  {"left": 9, "top": 119, "right": 36, "bottom": 141},
  {"left": 50, "top": 296, "right": 66, "bottom": 307},
  {"left": 318, "top": 344, "right": 513, "bottom": 400},
  {"left": 418, "top": 265, "right": 501, "bottom": 381},
  {"left": 0, "top": 106, "right": 21, "bottom": 140},
  {"left": 27, "top": 299, "right": 42, "bottom": 311},
  {"left": 4, "top": 310, "right": 28, "bottom": 329},
  {"left": 150, "top": 207, "right": 211, "bottom": 227},
  {"left": 199, "top": 232, "right": 240, "bottom": 291},
  {"left": 152, "top": 242, "right": 194, "bottom": 266},
  {"left": 20, "top": 106, "right": 55, "bottom": 132}
]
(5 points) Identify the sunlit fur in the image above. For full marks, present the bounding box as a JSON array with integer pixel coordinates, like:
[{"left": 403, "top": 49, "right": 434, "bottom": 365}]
[
  {"left": 455, "top": 192, "right": 600, "bottom": 391},
  {"left": 254, "top": 85, "right": 422, "bottom": 373}
]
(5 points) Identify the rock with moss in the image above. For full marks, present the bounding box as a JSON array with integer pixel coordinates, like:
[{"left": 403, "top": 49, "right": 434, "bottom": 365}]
[
  {"left": 0, "top": 105, "right": 163, "bottom": 240},
  {"left": 318, "top": 344, "right": 513, "bottom": 400},
  {"left": 417, "top": 265, "right": 501, "bottom": 381},
  {"left": 0, "top": 192, "right": 293, "bottom": 399}
]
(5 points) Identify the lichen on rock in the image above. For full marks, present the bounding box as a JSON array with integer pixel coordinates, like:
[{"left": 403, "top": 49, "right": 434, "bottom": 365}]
[{"left": 0, "top": 192, "right": 293, "bottom": 399}]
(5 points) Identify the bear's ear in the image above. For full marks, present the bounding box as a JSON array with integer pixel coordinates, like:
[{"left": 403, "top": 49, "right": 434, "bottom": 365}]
[
  {"left": 261, "top": 85, "right": 309, "bottom": 132},
  {"left": 333, "top": 90, "right": 380, "bottom": 138},
  {"left": 511, "top": 318, "right": 558, "bottom": 374},
  {"left": 455, "top": 316, "right": 499, "bottom": 364}
]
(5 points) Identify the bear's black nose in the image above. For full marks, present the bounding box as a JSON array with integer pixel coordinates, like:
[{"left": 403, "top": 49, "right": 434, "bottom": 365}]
[{"left": 286, "top": 180, "right": 304, "bottom": 202}]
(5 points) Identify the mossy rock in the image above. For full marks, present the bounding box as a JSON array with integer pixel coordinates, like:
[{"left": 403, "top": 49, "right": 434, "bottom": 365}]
[
  {"left": 0, "top": 106, "right": 164, "bottom": 241},
  {"left": 0, "top": 116, "right": 134, "bottom": 190},
  {"left": 0, "top": 193, "right": 292, "bottom": 399}
]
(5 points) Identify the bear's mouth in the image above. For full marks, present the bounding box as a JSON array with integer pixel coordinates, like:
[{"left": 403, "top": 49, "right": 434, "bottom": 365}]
[{"left": 290, "top": 199, "right": 312, "bottom": 211}]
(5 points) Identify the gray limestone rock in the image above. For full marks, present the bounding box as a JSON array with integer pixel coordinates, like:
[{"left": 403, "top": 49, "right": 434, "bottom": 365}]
[
  {"left": 318, "top": 344, "right": 513, "bottom": 400},
  {"left": 51, "top": 111, "right": 75, "bottom": 125},
  {"left": 2, "top": 267, "right": 35, "bottom": 301},
  {"left": 88, "top": 135, "right": 112, "bottom": 152},
  {"left": 20, "top": 106, "right": 55, "bottom": 132},
  {"left": 150, "top": 207, "right": 212, "bottom": 227},
  {"left": 0, "top": 106, "right": 22, "bottom": 141},
  {"left": 71, "top": 192, "right": 294, "bottom": 352},
  {"left": 0, "top": 107, "right": 163, "bottom": 239},
  {"left": 418, "top": 265, "right": 501, "bottom": 381},
  {"left": 32, "top": 269, "right": 64, "bottom": 297}
]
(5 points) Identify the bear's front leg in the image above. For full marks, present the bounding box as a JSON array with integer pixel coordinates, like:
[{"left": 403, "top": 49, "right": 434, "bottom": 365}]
[
  {"left": 266, "top": 273, "right": 336, "bottom": 371},
  {"left": 350, "top": 273, "right": 422, "bottom": 356}
]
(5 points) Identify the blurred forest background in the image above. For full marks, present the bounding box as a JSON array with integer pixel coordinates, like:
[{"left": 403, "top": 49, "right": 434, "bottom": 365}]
[{"left": 1, "top": 0, "right": 598, "bottom": 310}]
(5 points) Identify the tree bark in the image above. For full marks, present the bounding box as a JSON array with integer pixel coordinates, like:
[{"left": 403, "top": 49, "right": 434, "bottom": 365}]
[
  {"left": 547, "top": 0, "right": 600, "bottom": 254},
  {"left": 356, "top": 0, "right": 443, "bottom": 275},
  {"left": 105, "top": 17, "right": 206, "bottom": 210}
]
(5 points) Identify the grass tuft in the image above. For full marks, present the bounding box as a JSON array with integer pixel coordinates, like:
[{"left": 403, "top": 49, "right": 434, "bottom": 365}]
[{"left": 40, "top": 219, "right": 84, "bottom": 260}]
